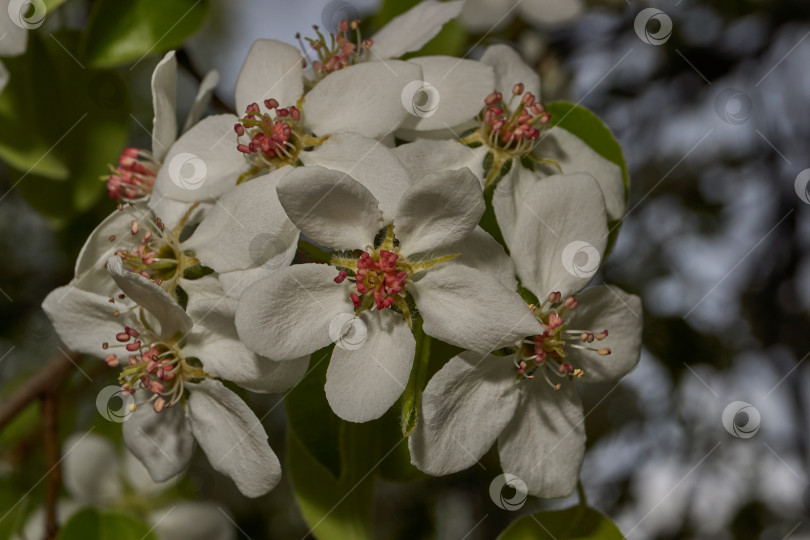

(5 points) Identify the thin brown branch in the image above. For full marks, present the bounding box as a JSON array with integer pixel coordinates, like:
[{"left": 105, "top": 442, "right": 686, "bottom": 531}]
[
  {"left": 41, "top": 391, "right": 60, "bottom": 540},
  {"left": 0, "top": 351, "right": 79, "bottom": 430}
]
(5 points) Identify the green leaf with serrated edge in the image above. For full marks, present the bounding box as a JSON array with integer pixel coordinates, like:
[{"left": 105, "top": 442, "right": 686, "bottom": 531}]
[
  {"left": 58, "top": 508, "right": 158, "bottom": 540},
  {"left": 543, "top": 101, "right": 629, "bottom": 258},
  {"left": 81, "top": 0, "right": 208, "bottom": 68},
  {"left": 497, "top": 506, "right": 625, "bottom": 540},
  {"left": 400, "top": 320, "right": 430, "bottom": 437}
]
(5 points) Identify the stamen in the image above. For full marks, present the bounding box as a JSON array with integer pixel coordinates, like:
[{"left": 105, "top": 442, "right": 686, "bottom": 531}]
[{"left": 104, "top": 148, "right": 159, "bottom": 201}]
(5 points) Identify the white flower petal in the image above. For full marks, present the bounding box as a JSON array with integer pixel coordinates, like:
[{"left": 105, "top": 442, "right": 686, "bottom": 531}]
[
  {"left": 392, "top": 138, "right": 484, "bottom": 184},
  {"left": 149, "top": 501, "right": 236, "bottom": 540},
  {"left": 409, "top": 352, "right": 520, "bottom": 475},
  {"left": 533, "top": 126, "right": 626, "bottom": 220},
  {"left": 151, "top": 51, "right": 178, "bottom": 162},
  {"left": 394, "top": 168, "right": 484, "bottom": 256},
  {"left": 412, "top": 263, "right": 543, "bottom": 352},
  {"left": 481, "top": 43, "right": 540, "bottom": 98},
  {"left": 62, "top": 433, "right": 122, "bottom": 504},
  {"left": 277, "top": 166, "right": 384, "bottom": 250},
  {"left": 460, "top": 0, "right": 516, "bottom": 32},
  {"left": 186, "top": 296, "right": 309, "bottom": 393},
  {"left": 122, "top": 394, "right": 194, "bottom": 483},
  {"left": 370, "top": 0, "right": 464, "bottom": 59},
  {"left": 300, "top": 133, "right": 410, "bottom": 220},
  {"left": 490, "top": 160, "right": 531, "bottom": 247},
  {"left": 147, "top": 184, "right": 211, "bottom": 230},
  {"left": 0, "top": 61, "right": 8, "bottom": 94},
  {"left": 505, "top": 173, "right": 608, "bottom": 299},
  {"left": 107, "top": 256, "right": 192, "bottom": 336},
  {"left": 325, "top": 309, "right": 415, "bottom": 422},
  {"left": 236, "top": 264, "right": 354, "bottom": 361},
  {"left": 304, "top": 60, "right": 422, "bottom": 139},
  {"left": 0, "top": 6, "right": 27, "bottom": 57},
  {"left": 519, "top": 0, "right": 584, "bottom": 26},
  {"left": 565, "top": 286, "right": 642, "bottom": 383},
  {"left": 184, "top": 166, "right": 297, "bottom": 273},
  {"left": 235, "top": 39, "right": 303, "bottom": 114},
  {"left": 12, "top": 501, "right": 81, "bottom": 540},
  {"left": 214, "top": 238, "right": 299, "bottom": 300},
  {"left": 123, "top": 450, "right": 178, "bottom": 496},
  {"left": 153, "top": 114, "right": 246, "bottom": 202},
  {"left": 400, "top": 56, "right": 494, "bottom": 131},
  {"left": 183, "top": 69, "right": 221, "bottom": 132},
  {"left": 497, "top": 382, "right": 585, "bottom": 498},
  {"left": 42, "top": 286, "right": 123, "bottom": 359},
  {"left": 444, "top": 226, "right": 517, "bottom": 291},
  {"left": 187, "top": 379, "right": 281, "bottom": 498}
]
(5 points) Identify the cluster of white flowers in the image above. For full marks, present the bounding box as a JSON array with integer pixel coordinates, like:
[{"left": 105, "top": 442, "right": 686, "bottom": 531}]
[{"left": 43, "top": 0, "right": 641, "bottom": 503}]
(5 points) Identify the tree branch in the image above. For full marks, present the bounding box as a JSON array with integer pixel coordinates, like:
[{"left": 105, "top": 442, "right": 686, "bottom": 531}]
[{"left": 0, "top": 351, "right": 79, "bottom": 430}]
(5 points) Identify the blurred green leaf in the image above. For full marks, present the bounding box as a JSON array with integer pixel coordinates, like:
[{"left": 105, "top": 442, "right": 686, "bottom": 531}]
[
  {"left": 58, "top": 508, "right": 158, "bottom": 540},
  {"left": 1, "top": 31, "right": 130, "bottom": 225},
  {"left": 498, "top": 506, "right": 624, "bottom": 539},
  {"left": 81, "top": 0, "right": 208, "bottom": 68},
  {"left": 544, "top": 101, "right": 629, "bottom": 256},
  {"left": 43, "top": 0, "right": 69, "bottom": 10}
]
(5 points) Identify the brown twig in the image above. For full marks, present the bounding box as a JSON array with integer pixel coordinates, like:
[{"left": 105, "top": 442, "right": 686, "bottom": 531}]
[
  {"left": 41, "top": 391, "right": 60, "bottom": 540},
  {"left": 0, "top": 352, "right": 78, "bottom": 430}
]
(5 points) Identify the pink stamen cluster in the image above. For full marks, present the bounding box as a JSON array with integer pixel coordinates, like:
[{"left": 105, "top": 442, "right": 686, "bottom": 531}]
[
  {"left": 482, "top": 83, "right": 551, "bottom": 152},
  {"left": 297, "top": 20, "right": 372, "bottom": 75},
  {"left": 103, "top": 326, "right": 180, "bottom": 413},
  {"left": 112, "top": 215, "right": 170, "bottom": 282},
  {"left": 106, "top": 148, "right": 159, "bottom": 201},
  {"left": 235, "top": 100, "right": 302, "bottom": 166},
  {"left": 334, "top": 250, "right": 408, "bottom": 311},
  {"left": 516, "top": 292, "right": 611, "bottom": 389}
]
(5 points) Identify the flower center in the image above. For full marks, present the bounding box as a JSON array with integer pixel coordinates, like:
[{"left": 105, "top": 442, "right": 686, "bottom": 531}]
[
  {"left": 104, "top": 147, "right": 159, "bottom": 201},
  {"left": 335, "top": 249, "right": 409, "bottom": 312},
  {"left": 110, "top": 205, "right": 200, "bottom": 298},
  {"left": 514, "top": 292, "right": 610, "bottom": 390},
  {"left": 296, "top": 19, "right": 372, "bottom": 80},
  {"left": 102, "top": 321, "right": 206, "bottom": 413},
  {"left": 480, "top": 84, "right": 550, "bottom": 155},
  {"left": 235, "top": 99, "right": 305, "bottom": 170}
]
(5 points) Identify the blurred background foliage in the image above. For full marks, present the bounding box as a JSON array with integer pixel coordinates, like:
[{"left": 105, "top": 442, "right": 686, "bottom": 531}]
[{"left": 1, "top": 0, "right": 809, "bottom": 538}]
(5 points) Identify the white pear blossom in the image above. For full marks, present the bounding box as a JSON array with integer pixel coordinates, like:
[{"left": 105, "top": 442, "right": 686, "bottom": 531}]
[
  {"left": 235, "top": 165, "right": 541, "bottom": 423},
  {"left": 12, "top": 432, "right": 236, "bottom": 540},
  {"left": 393, "top": 43, "right": 626, "bottom": 237},
  {"left": 409, "top": 175, "right": 641, "bottom": 497},
  {"left": 44, "top": 256, "right": 304, "bottom": 497},
  {"left": 460, "top": 0, "right": 584, "bottom": 32},
  {"left": 106, "top": 51, "right": 218, "bottom": 202},
  {"left": 0, "top": 0, "right": 31, "bottom": 93}
]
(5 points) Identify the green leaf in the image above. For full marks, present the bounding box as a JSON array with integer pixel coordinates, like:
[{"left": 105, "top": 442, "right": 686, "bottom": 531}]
[
  {"left": 81, "top": 0, "right": 208, "bottom": 68},
  {"left": 58, "top": 508, "right": 158, "bottom": 540},
  {"left": 543, "top": 101, "right": 629, "bottom": 256},
  {"left": 0, "top": 31, "right": 130, "bottom": 224},
  {"left": 498, "top": 506, "right": 624, "bottom": 540},
  {"left": 43, "top": 0, "right": 69, "bottom": 10},
  {"left": 400, "top": 321, "right": 430, "bottom": 437},
  {"left": 375, "top": 0, "right": 467, "bottom": 58}
]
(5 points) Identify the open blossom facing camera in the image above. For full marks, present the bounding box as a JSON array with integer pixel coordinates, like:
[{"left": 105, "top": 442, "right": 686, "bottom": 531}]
[
  {"left": 33, "top": 1, "right": 642, "bottom": 533},
  {"left": 409, "top": 176, "right": 641, "bottom": 497},
  {"left": 235, "top": 166, "right": 540, "bottom": 422}
]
